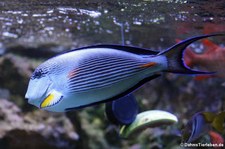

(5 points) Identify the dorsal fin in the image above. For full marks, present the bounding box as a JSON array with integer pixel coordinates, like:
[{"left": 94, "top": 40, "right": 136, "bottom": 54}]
[{"left": 65, "top": 44, "right": 159, "bottom": 55}]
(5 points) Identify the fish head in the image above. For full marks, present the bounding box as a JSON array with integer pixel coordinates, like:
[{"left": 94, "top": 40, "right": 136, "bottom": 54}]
[{"left": 25, "top": 64, "right": 54, "bottom": 108}]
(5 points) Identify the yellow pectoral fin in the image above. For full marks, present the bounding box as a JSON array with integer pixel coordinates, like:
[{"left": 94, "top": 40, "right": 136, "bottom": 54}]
[
  {"left": 41, "top": 94, "right": 54, "bottom": 108},
  {"left": 40, "top": 90, "right": 63, "bottom": 108}
]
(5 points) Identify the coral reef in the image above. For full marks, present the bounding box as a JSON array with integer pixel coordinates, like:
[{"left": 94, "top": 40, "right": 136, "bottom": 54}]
[{"left": 0, "top": 99, "right": 79, "bottom": 149}]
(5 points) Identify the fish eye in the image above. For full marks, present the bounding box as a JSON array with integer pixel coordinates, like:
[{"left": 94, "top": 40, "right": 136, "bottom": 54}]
[{"left": 31, "top": 69, "right": 43, "bottom": 79}]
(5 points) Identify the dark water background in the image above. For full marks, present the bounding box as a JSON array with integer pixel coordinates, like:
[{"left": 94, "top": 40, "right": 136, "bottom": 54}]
[
  {"left": 1, "top": 0, "right": 225, "bottom": 52},
  {"left": 0, "top": 0, "right": 225, "bottom": 149}
]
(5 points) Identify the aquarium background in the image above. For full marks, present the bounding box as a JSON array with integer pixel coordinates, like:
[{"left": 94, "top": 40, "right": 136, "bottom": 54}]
[{"left": 0, "top": 0, "right": 225, "bottom": 149}]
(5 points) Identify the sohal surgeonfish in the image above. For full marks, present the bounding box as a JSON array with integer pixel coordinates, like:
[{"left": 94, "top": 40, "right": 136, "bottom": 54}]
[
  {"left": 182, "top": 111, "right": 225, "bottom": 143},
  {"left": 25, "top": 34, "right": 223, "bottom": 112}
]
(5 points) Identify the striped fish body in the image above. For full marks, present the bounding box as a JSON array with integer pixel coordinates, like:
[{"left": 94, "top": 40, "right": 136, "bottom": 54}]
[
  {"left": 29, "top": 46, "right": 166, "bottom": 112},
  {"left": 25, "top": 34, "right": 223, "bottom": 112}
]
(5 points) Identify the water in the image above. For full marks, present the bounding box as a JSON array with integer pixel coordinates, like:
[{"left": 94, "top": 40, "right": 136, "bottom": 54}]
[
  {"left": 0, "top": 0, "right": 225, "bottom": 149},
  {"left": 1, "top": 0, "right": 224, "bottom": 52}
]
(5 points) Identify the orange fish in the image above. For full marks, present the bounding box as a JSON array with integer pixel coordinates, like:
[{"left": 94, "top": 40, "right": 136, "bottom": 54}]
[{"left": 176, "top": 38, "right": 225, "bottom": 80}]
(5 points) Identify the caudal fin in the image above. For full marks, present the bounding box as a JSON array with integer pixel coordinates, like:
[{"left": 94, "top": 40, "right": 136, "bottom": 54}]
[{"left": 160, "top": 34, "right": 224, "bottom": 74}]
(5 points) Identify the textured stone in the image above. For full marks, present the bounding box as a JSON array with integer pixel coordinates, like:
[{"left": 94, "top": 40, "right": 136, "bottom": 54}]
[{"left": 0, "top": 99, "right": 79, "bottom": 149}]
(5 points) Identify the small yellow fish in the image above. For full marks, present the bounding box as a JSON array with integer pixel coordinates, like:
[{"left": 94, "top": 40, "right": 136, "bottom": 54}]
[{"left": 119, "top": 110, "right": 178, "bottom": 138}]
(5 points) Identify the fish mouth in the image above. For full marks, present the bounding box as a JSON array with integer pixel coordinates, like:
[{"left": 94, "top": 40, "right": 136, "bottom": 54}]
[{"left": 26, "top": 80, "right": 52, "bottom": 107}]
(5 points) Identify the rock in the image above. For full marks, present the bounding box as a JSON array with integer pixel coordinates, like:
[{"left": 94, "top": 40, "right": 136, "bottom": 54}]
[
  {"left": 0, "top": 129, "right": 56, "bottom": 149},
  {"left": 0, "top": 54, "right": 36, "bottom": 109},
  {"left": 0, "top": 88, "right": 10, "bottom": 99},
  {"left": 0, "top": 99, "right": 79, "bottom": 149},
  {"left": 0, "top": 54, "right": 32, "bottom": 95}
]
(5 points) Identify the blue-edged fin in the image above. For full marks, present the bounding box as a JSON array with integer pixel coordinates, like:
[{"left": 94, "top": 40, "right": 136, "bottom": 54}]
[
  {"left": 187, "top": 112, "right": 211, "bottom": 143},
  {"left": 62, "top": 44, "right": 159, "bottom": 56},
  {"left": 160, "top": 34, "right": 225, "bottom": 74},
  {"left": 105, "top": 94, "right": 139, "bottom": 125},
  {"left": 183, "top": 111, "right": 225, "bottom": 143},
  {"left": 40, "top": 90, "right": 63, "bottom": 108}
]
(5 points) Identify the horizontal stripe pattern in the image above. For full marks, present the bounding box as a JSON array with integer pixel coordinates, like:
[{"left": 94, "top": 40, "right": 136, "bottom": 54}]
[{"left": 68, "top": 55, "right": 147, "bottom": 92}]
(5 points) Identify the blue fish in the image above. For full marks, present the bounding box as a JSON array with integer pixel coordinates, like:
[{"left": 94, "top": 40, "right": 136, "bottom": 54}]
[
  {"left": 182, "top": 111, "right": 225, "bottom": 143},
  {"left": 105, "top": 94, "right": 139, "bottom": 125},
  {"left": 25, "top": 34, "right": 222, "bottom": 112}
]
